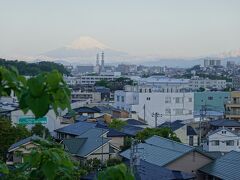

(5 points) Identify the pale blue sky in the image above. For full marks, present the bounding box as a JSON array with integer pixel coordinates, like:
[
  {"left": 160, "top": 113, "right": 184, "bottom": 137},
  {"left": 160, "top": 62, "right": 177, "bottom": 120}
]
[{"left": 0, "top": 0, "right": 240, "bottom": 58}]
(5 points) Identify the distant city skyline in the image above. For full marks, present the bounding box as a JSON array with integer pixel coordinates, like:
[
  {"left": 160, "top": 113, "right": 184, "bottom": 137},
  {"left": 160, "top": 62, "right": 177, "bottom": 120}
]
[{"left": 0, "top": 0, "right": 240, "bottom": 60}]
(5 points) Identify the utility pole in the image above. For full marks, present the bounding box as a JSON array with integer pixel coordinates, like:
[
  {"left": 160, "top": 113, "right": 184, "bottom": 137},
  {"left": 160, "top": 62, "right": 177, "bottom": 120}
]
[
  {"left": 152, "top": 112, "right": 162, "bottom": 128},
  {"left": 130, "top": 138, "right": 142, "bottom": 176},
  {"left": 143, "top": 104, "right": 146, "bottom": 122}
]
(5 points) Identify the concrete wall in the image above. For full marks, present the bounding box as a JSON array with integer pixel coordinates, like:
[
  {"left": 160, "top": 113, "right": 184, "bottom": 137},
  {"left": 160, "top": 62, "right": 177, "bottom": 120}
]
[{"left": 109, "top": 137, "right": 124, "bottom": 148}]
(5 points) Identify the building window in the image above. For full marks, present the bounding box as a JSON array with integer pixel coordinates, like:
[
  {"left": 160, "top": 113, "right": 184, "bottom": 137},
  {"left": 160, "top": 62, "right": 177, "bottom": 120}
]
[
  {"left": 188, "top": 98, "right": 192, "bottom": 102},
  {"left": 189, "top": 136, "right": 194, "bottom": 146},
  {"left": 175, "top": 97, "right": 183, "bottom": 103},
  {"left": 121, "top": 96, "right": 124, "bottom": 102},
  {"left": 226, "top": 140, "right": 234, "bottom": 146},
  {"left": 146, "top": 97, "right": 151, "bottom": 101},
  {"left": 208, "top": 96, "right": 213, "bottom": 100},
  {"left": 175, "top": 109, "right": 183, "bottom": 115},
  {"left": 165, "top": 97, "right": 171, "bottom": 103},
  {"left": 211, "top": 140, "right": 219, "bottom": 146},
  {"left": 222, "top": 130, "right": 226, "bottom": 134},
  {"left": 165, "top": 108, "right": 171, "bottom": 115},
  {"left": 117, "top": 95, "right": 120, "bottom": 102}
]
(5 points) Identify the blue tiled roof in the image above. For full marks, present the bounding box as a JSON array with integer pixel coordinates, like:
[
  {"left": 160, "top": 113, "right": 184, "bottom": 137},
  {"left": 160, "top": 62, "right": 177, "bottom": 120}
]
[
  {"left": 9, "top": 135, "right": 42, "bottom": 151},
  {"left": 120, "top": 136, "right": 193, "bottom": 167},
  {"left": 55, "top": 121, "right": 96, "bottom": 136},
  {"left": 199, "top": 151, "right": 240, "bottom": 180}
]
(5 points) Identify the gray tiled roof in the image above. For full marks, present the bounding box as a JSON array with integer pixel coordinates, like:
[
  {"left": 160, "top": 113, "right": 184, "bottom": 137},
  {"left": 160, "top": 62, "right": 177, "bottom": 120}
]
[
  {"left": 120, "top": 136, "right": 193, "bottom": 167},
  {"left": 63, "top": 128, "right": 111, "bottom": 157},
  {"left": 199, "top": 151, "right": 240, "bottom": 180}
]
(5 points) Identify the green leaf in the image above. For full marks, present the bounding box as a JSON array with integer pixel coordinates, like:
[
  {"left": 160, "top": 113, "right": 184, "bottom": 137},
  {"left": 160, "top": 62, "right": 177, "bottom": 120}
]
[
  {"left": 26, "top": 94, "right": 50, "bottom": 118},
  {"left": 46, "top": 71, "right": 62, "bottom": 90},
  {"left": 27, "top": 75, "right": 45, "bottom": 97}
]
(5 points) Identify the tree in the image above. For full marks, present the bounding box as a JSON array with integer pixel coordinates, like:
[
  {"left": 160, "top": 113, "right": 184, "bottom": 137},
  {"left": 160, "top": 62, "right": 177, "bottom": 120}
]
[
  {"left": 136, "top": 127, "right": 181, "bottom": 142},
  {"left": 31, "top": 124, "right": 50, "bottom": 138},
  {"left": 0, "top": 67, "right": 71, "bottom": 118},
  {"left": 108, "top": 119, "right": 127, "bottom": 131},
  {"left": 98, "top": 164, "right": 134, "bottom": 180},
  {"left": 0, "top": 118, "right": 30, "bottom": 160}
]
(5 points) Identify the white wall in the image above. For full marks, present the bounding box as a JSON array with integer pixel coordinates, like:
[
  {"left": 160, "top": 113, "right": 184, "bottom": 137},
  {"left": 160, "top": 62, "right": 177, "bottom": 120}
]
[
  {"left": 114, "top": 91, "right": 194, "bottom": 127},
  {"left": 203, "top": 128, "right": 240, "bottom": 152}
]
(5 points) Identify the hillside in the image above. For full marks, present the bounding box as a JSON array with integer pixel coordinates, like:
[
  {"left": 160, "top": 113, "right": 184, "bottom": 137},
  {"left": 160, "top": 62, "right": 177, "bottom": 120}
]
[{"left": 0, "top": 59, "right": 70, "bottom": 76}]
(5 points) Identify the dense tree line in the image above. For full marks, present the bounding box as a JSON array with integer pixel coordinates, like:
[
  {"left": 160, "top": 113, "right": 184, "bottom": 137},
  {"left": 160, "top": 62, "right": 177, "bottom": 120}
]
[{"left": 0, "top": 58, "right": 70, "bottom": 76}]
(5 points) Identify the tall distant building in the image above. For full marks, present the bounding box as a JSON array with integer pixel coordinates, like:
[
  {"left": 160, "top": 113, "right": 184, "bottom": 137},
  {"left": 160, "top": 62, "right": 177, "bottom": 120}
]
[
  {"left": 101, "top": 51, "right": 105, "bottom": 72},
  {"left": 204, "top": 59, "right": 221, "bottom": 67}
]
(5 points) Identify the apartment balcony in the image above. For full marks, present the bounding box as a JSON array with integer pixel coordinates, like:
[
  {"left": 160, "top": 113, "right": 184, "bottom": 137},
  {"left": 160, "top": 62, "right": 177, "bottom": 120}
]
[{"left": 225, "top": 103, "right": 240, "bottom": 108}]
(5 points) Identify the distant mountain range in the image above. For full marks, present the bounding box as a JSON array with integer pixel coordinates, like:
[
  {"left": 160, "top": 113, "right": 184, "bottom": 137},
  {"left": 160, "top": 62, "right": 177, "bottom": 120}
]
[{"left": 6, "top": 36, "right": 240, "bottom": 68}]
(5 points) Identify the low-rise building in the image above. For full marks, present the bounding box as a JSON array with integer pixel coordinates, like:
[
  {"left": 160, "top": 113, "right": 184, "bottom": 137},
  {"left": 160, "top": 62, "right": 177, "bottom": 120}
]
[
  {"left": 225, "top": 91, "right": 240, "bottom": 120},
  {"left": 189, "top": 77, "right": 226, "bottom": 90},
  {"left": 71, "top": 90, "right": 101, "bottom": 103}
]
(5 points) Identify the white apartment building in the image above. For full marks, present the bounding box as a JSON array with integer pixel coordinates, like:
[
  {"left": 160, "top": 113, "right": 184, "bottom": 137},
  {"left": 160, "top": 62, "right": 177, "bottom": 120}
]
[
  {"left": 135, "top": 76, "right": 190, "bottom": 93},
  {"left": 114, "top": 89, "right": 194, "bottom": 127},
  {"left": 189, "top": 77, "right": 226, "bottom": 90},
  {"left": 204, "top": 59, "right": 221, "bottom": 67},
  {"left": 203, "top": 127, "right": 240, "bottom": 152}
]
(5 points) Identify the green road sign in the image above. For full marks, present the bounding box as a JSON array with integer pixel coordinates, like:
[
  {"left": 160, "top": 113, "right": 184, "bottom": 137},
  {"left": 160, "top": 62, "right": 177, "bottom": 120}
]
[{"left": 18, "top": 117, "right": 48, "bottom": 125}]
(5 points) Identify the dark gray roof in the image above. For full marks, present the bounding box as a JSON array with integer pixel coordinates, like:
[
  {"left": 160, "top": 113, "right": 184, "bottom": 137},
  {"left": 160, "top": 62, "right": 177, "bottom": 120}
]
[
  {"left": 209, "top": 119, "right": 240, "bottom": 127},
  {"left": 63, "top": 128, "right": 111, "bottom": 157},
  {"left": 55, "top": 121, "right": 96, "bottom": 136},
  {"left": 137, "top": 160, "right": 195, "bottom": 180},
  {"left": 121, "top": 125, "right": 144, "bottom": 136},
  {"left": 120, "top": 136, "right": 194, "bottom": 167},
  {"left": 9, "top": 135, "right": 42, "bottom": 151},
  {"left": 199, "top": 151, "right": 240, "bottom": 180},
  {"left": 187, "top": 126, "right": 197, "bottom": 136},
  {"left": 125, "top": 119, "right": 147, "bottom": 126},
  {"left": 75, "top": 115, "right": 88, "bottom": 122},
  {"left": 73, "top": 106, "right": 101, "bottom": 113},
  {"left": 159, "top": 120, "right": 185, "bottom": 131}
]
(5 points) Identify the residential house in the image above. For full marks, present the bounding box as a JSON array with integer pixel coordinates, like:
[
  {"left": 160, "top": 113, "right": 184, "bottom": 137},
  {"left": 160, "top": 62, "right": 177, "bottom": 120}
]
[
  {"left": 159, "top": 120, "right": 198, "bottom": 146},
  {"left": 120, "top": 136, "right": 213, "bottom": 178},
  {"left": 7, "top": 136, "right": 42, "bottom": 164},
  {"left": 203, "top": 127, "right": 240, "bottom": 152},
  {"left": 55, "top": 121, "right": 127, "bottom": 149},
  {"left": 63, "top": 128, "right": 114, "bottom": 162},
  {"left": 199, "top": 151, "right": 240, "bottom": 180}
]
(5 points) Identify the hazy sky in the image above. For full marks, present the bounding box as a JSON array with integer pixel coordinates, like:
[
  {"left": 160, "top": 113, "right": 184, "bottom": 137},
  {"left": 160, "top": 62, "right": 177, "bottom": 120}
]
[{"left": 0, "top": 0, "right": 240, "bottom": 59}]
